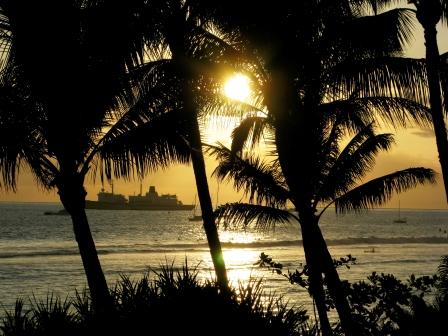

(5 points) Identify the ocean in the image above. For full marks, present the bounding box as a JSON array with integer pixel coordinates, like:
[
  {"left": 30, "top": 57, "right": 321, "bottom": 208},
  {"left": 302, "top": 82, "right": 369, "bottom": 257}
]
[{"left": 0, "top": 202, "right": 447, "bottom": 314}]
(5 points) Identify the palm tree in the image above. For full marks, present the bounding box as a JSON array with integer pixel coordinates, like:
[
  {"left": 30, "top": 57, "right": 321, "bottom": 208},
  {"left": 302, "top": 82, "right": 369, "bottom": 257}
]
[
  {"left": 327, "top": 0, "right": 448, "bottom": 201},
  {"left": 198, "top": 0, "right": 444, "bottom": 334},
  {"left": 134, "top": 0, "right": 246, "bottom": 292},
  {"left": 209, "top": 116, "right": 436, "bottom": 335},
  {"left": 0, "top": 1, "right": 191, "bottom": 311},
  {"left": 409, "top": 0, "right": 448, "bottom": 201},
  {"left": 195, "top": 1, "right": 436, "bottom": 334}
]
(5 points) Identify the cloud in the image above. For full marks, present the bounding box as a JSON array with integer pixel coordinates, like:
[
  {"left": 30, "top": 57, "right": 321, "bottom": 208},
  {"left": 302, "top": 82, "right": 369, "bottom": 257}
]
[{"left": 410, "top": 128, "right": 435, "bottom": 139}]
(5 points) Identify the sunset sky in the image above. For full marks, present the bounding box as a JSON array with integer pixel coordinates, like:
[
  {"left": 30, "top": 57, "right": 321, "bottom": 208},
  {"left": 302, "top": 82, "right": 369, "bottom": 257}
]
[{"left": 1, "top": 20, "right": 448, "bottom": 210}]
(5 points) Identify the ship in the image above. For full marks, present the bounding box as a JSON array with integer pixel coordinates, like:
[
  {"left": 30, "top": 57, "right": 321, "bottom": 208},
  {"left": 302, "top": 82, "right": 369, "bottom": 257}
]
[{"left": 85, "top": 185, "right": 194, "bottom": 211}]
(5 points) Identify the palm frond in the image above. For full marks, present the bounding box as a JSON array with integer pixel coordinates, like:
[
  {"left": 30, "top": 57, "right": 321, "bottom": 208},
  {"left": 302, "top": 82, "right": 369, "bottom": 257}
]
[
  {"left": 317, "top": 125, "right": 395, "bottom": 203},
  {"left": 231, "top": 116, "right": 269, "bottom": 154},
  {"left": 440, "top": 52, "right": 448, "bottom": 114},
  {"left": 82, "top": 0, "right": 149, "bottom": 69},
  {"left": 315, "top": 116, "right": 347, "bottom": 189},
  {"left": 128, "top": 59, "right": 173, "bottom": 97},
  {"left": 333, "top": 168, "right": 436, "bottom": 213},
  {"left": 95, "top": 108, "right": 191, "bottom": 181},
  {"left": 334, "top": 8, "right": 415, "bottom": 58},
  {"left": 0, "top": 61, "right": 57, "bottom": 190},
  {"left": 321, "top": 96, "right": 432, "bottom": 129},
  {"left": 320, "top": 100, "right": 369, "bottom": 133},
  {"left": 200, "top": 89, "right": 264, "bottom": 119},
  {"left": 0, "top": 112, "right": 56, "bottom": 190},
  {"left": 214, "top": 202, "right": 295, "bottom": 231},
  {"left": 0, "top": 131, "right": 23, "bottom": 190},
  {"left": 443, "top": 0, "right": 448, "bottom": 25},
  {"left": 207, "top": 144, "right": 289, "bottom": 208},
  {"left": 188, "top": 25, "right": 241, "bottom": 63},
  {"left": 329, "top": 56, "right": 429, "bottom": 106}
]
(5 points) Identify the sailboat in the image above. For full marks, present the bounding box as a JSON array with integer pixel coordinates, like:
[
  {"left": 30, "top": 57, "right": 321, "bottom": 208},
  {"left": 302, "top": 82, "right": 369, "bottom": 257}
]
[
  {"left": 188, "top": 195, "right": 202, "bottom": 221},
  {"left": 188, "top": 185, "right": 221, "bottom": 222},
  {"left": 393, "top": 200, "right": 407, "bottom": 223}
]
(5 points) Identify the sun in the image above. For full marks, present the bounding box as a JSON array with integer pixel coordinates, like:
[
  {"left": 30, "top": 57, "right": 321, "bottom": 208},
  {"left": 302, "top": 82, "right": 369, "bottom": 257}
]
[{"left": 224, "top": 74, "right": 250, "bottom": 101}]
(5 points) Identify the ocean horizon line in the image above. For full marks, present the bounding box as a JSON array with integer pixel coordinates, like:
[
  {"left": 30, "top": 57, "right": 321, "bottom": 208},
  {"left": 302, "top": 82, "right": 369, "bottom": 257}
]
[{"left": 1, "top": 200, "right": 448, "bottom": 211}]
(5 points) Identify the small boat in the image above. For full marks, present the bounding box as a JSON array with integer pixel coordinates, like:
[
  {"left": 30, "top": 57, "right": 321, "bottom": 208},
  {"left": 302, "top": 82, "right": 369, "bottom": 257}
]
[
  {"left": 188, "top": 215, "right": 203, "bottom": 222},
  {"left": 44, "top": 209, "right": 69, "bottom": 216},
  {"left": 393, "top": 200, "right": 407, "bottom": 223},
  {"left": 188, "top": 195, "right": 202, "bottom": 221},
  {"left": 364, "top": 247, "right": 376, "bottom": 253}
]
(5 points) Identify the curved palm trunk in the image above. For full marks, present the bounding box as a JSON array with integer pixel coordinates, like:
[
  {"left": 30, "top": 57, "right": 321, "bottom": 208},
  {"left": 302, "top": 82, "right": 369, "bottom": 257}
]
[
  {"left": 275, "top": 121, "right": 355, "bottom": 335},
  {"left": 169, "top": 32, "right": 229, "bottom": 291},
  {"left": 58, "top": 176, "right": 111, "bottom": 311},
  {"left": 311, "top": 221, "right": 359, "bottom": 336},
  {"left": 300, "top": 221, "right": 333, "bottom": 336},
  {"left": 422, "top": 23, "right": 448, "bottom": 202},
  {"left": 189, "top": 114, "right": 229, "bottom": 292},
  {"left": 302, "top": 215, "right": 358, "bottom": 336}
]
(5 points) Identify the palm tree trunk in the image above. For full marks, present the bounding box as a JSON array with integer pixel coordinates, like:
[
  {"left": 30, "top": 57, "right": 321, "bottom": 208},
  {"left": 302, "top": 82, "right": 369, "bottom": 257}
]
[
  {"left": 189, "top": 114, "right": 229, "bottom": 292},
  {"left": 311, "top": 223, "right": 359, "bottom": 336},
  {"left": 300, "top": 218, "right": 333, "bottom": 336},
  {"left": 58, "top": 176, "right": 111, "bottom": 311},
  {"left": 423, "top": 23, "right": 448, "bottom": 202},
  {"left": 169, "top": 32, "right": 229, "bottom": 292}
]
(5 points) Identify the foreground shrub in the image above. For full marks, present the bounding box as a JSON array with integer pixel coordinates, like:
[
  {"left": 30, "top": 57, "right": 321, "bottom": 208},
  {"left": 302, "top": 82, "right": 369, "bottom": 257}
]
[
  {"left": 258, "top": 253, "right": 448, "bottom": 336},
  {"left": 1, "top": 263, "right": 314, "bottom": 336}
]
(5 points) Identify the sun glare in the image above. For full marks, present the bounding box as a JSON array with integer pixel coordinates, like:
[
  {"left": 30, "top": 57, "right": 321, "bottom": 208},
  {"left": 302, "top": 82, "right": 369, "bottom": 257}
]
[{"left": 224, "top": 74, "right": 250, "bottom": 101}]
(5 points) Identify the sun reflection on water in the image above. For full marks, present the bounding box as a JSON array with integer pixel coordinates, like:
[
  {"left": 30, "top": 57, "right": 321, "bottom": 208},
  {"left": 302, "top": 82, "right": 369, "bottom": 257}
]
[
  {"left": 223, "top": 248, "right": 261, "bottom": 285},
  {"left": 218, "top": 229, "right": 262, "bottom": 244},
  {"left": 196, "top": 231, "right": 265, "bottom": 286},
  {"left": 216, "top": 231, "right": 266, "bottom": 284}
]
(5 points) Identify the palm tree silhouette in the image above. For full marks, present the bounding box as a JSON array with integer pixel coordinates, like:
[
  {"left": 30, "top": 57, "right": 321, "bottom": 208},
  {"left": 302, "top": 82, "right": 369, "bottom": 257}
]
[
  {"left": 328, "top": 0, "right": 448, "bottom": 202},
  {"left": 196, "top": 1, "right": 435, "bottom": 334},
  {"left": 0, "top": 1, "right": 191, "bottom": 311},
  {"left": 210, "top": 118, "right": 436, "bottom": 334},
  {"left": 133, "top": 0, "right": 243, "bottom": 291},
  {"left": 409, "top": 0, "right": 448, "bottom": 201}
]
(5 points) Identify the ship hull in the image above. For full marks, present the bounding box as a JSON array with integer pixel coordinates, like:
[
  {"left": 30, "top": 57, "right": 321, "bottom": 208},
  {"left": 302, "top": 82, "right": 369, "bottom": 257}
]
[{"left": 85, "top": 200, "right": 194, "bottom": 211}]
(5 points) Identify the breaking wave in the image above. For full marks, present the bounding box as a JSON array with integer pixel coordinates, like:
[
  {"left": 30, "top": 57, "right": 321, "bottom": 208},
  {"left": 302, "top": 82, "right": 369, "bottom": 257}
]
[{"left": 0, "top": 236, "right": 446, "bottom": 259}]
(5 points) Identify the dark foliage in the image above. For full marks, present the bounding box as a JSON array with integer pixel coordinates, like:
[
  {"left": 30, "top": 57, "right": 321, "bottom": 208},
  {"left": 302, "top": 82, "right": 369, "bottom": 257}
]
[
  {"left": 0, "top": 263, "right": 315, "bottom": 336},
  {"left": 257, "top": 253, "right": 448, "bottom": 336}
]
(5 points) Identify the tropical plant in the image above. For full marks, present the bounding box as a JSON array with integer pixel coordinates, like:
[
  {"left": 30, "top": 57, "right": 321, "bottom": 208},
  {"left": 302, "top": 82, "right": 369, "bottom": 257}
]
[
  {"left": 131, "top": 0, "right": 259, "bottom": 292},
  {"left": 258, "top": 252, "right": 444, "bottom": 336},
  {"left": 0, "top": 0, "right": 192, "bottom": 311},
  {"left": 191, "top": 1, "right": 440, "bottom": 334},
  {"left": 411, "top": 0, "right": 448, "bottom": 201},
  {"left": 368, "top": 0, "right": 448, "bottom": 201},
  {"left": 209, "top": 117, "right": 436, "bottom": 334},
  {"left": 0, "top": 263, "right": 314, "bottom": 336}
]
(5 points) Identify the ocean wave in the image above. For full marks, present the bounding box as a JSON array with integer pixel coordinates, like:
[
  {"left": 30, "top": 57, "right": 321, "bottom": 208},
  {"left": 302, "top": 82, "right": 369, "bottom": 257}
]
[
  {"left": 325, "top": 236, "right": 448, "bottom": 245},
  {"left": 224, "top": 236, "right": 448, "bottom": 248},
  {"left": 0, "top": 236, "right": 447, "bottom": 259},
  {"left": 0, "top": 249, "right": 80, "bottom": 259}
]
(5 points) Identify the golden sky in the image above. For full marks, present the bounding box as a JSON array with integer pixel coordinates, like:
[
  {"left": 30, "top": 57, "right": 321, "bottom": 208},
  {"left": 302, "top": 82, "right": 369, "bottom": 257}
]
[{"left": 1, "top": 21, "right": 448, "bottom": 209}]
